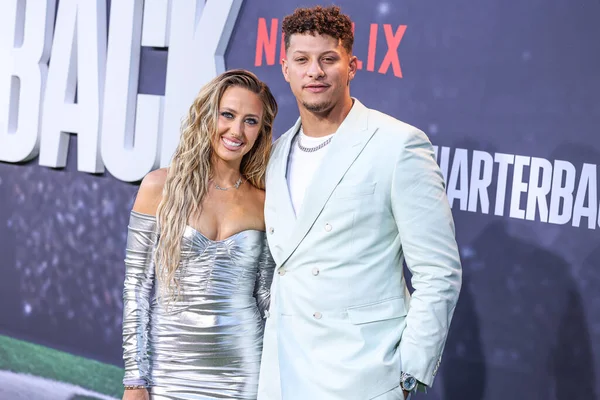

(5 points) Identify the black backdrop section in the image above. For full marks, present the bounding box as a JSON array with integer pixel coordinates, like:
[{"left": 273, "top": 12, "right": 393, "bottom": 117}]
[{"left": 0, "top": 1, "right": 598, "bottom": 399}]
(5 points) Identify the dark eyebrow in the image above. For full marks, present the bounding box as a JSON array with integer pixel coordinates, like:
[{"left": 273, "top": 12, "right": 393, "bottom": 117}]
[
  {"left": 220, "top": 107, "right": 260, "bottom": 119},
  {"left": 292, "top": 50, "right": 340, "bottom": 57}
]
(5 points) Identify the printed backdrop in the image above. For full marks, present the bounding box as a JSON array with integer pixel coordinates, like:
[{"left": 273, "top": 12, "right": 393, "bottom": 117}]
[{"left": 0, "top": 1, "right": 598, "bottom": 399}]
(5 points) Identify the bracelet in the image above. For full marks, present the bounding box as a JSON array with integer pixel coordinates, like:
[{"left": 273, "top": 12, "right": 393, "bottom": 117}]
[{"left": 124, "top": 385, "right": 148, "bottom": 390}]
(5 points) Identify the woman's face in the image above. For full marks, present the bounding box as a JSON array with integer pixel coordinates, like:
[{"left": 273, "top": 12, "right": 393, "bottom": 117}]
[{"left": 213, "top": 86, "right": 264, "bottom": 165}]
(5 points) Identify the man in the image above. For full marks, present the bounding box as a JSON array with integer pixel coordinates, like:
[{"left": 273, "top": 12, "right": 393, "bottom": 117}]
[{"left": 258, "top": 6, "right": 462, "bottom": 400}]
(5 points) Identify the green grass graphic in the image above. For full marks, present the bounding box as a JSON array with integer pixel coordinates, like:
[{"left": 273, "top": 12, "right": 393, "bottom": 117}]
[{"left": 0, "top": 335, "right": 123, "bottom": 398}]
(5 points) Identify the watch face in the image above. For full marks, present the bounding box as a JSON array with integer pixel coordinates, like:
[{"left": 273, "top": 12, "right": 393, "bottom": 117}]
[{"left": 402, "top": 376, "right": 417, "bottom": 391}]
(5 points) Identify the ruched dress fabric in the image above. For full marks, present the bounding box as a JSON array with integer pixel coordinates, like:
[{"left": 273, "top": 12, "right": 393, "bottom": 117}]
[{"left": 122, "top": 211, "right": 275, "bottom": 399}]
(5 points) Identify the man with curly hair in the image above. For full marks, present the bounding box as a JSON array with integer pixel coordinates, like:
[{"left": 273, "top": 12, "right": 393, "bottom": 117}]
[{"left": 258, "top": 5, "right": 462, "bottom": 400}]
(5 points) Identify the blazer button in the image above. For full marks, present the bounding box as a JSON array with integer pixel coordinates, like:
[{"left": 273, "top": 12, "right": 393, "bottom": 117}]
[
  {"left": 312, "top": 267, "right": 320, "bottom": 276},
  {"left": 278, "top": 268, "right": 286, "bottom": 276},
  {"left": 313, "top": 311, "right": 322, "bottom": 319},
  {"left": 324, "top": 223, "right": 332, "bottom": 232},
  {"left": 269, "top": 227, "right": 275, "bottom": 234}
]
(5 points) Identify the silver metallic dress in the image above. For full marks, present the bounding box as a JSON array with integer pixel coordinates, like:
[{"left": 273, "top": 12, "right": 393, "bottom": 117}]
[{"left": 122, "top": 211, "right": 275, "bottom": 399}]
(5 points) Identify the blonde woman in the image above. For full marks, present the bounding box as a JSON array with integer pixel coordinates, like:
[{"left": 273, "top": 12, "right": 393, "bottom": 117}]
[{"left": 121, "top": 69, "right": 278, "bottom": 400}]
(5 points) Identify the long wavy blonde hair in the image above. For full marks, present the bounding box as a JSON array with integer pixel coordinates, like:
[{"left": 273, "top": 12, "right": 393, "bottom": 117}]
[{"left": 155, "top": 69, "right": 278, "bottom": 301}]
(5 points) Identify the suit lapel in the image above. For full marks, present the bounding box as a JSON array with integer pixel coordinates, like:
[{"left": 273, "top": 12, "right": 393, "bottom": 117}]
[
  {"left": 271, "top": 119, "right": 300, "bottom": 239},
  {"left": 278, "top": 100, "right": 377, "bottom": 267}
]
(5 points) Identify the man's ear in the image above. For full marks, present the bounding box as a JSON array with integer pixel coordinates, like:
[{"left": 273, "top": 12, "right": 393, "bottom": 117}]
[
  {"left": 282, "top": 57, "right": 290, "bottom": 83},
  {"left": 348, "top": 55, "right": 358, "bottom": 82}
]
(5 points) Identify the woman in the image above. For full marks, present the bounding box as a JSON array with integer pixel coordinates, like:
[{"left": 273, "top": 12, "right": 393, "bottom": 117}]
[{"left": 121, "top": 69, "right": 278, "bottom": 400}]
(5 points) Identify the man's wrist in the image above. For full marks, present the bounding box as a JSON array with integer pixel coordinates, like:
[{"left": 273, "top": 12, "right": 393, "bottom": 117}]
[{"left": 400, "top": 371, "right": 427, "bottom": 393}]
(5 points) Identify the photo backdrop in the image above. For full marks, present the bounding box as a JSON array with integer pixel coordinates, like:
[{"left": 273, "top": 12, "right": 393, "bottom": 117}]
[{"left": 0, "top": 1, "right": 598, "bottom": 399}]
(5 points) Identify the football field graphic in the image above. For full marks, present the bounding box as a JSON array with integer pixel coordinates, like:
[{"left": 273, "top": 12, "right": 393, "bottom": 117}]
[{"left": 0, "top": 335, "right": 122, "bottom": 400}]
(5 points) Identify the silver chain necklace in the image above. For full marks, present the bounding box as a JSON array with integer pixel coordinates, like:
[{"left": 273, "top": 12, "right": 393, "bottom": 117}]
[
  {"left": 214, "top": 177, "right": 243, "bottom": 191},
  {"left": 297, "top": 127, "right": 333, "bottom": 153}
]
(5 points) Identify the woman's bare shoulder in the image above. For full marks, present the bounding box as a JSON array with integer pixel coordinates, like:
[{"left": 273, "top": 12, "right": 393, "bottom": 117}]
[{"left": 132, "top": 168, "right": 168, "bottom": 216}]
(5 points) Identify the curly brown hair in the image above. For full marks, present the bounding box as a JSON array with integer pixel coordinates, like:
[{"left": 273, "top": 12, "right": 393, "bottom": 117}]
[{"left": 282, "top": 5, "right": 354, "bottom": 54}]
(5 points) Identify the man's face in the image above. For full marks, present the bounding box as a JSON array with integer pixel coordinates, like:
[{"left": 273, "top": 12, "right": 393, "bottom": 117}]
[{"left": 282, "top": 33, "right": 357, "bottom": 114}]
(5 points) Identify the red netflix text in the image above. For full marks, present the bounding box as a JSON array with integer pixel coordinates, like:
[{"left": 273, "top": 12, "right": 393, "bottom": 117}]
[{"left": 254, "top": 18, "right": 407, "bottom": 78}]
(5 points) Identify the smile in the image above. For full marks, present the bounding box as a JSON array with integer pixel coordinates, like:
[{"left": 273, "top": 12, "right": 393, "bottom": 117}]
[{"left": 222, "top": 137, "right": 243, "bottom": 151}]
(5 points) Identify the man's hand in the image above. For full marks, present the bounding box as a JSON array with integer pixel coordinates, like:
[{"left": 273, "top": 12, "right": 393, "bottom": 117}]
[{"left": 122, "top": 388, "right": 149, "bottom": 400}]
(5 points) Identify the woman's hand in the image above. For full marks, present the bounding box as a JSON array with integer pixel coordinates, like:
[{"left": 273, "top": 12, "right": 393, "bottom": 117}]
[{"left": 122, "top": 388, "right": 149, "bottom": 400}]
